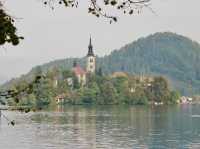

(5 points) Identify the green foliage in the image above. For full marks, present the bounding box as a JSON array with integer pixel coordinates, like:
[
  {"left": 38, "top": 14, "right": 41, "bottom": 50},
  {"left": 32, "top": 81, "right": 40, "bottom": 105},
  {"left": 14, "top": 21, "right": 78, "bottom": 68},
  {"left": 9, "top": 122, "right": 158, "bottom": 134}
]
[
  {"left": 33, "top": 78, "right": 52, "bottom": 108},
  {"left": 62, "top": 70, "right": 73, "bottom": 79},
  {"left": 5, "top": 32, "right": 199, "bottom": 95},
  {"left": 4, "top": 67, "right": 179, "bottom": 108},
  {"left": 6, "top": 32, "right": 200, "bottom": 106},
  {"left": 96, "top": 67, "right": 103, "bottom": 76},
  {"left": 0, "top": 0, "right": 150, "bottom": 46},
  {"left": 98, "top": 32, "right": 200, "bottom": 95},
  {"left": 18, "top": 94, "right": 36, "bottom": 107},
  {"left": 168, "top": 91, "right": 180, "bottom": 104},
  {"left": 43, "top": 0, "right": 149, "bottom": 23},
  {"left": 81, "top": 87, "right": 97, "bottom": 104},
  {"left": 132, "top": 95, "right": 148, "bottom": 105},
  {"left": 151, "top": 76, "right": 170, "bottom": 103},
  {"left": 124, "top": 86, "right": 148, "bottom": 105},
  {"left": 72, "top": 73, "right": 80, "bottom": 89},
  {"left": 0, "top": 9, "right": 23, "bottom": 46},
  {"left": 98, "top": 80, "right": 118, "bottom": 105}
]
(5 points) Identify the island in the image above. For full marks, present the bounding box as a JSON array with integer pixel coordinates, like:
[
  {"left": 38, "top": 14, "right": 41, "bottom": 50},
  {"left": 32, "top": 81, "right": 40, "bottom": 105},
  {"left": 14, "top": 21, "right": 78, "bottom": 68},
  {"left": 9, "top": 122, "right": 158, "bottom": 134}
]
[{"left": 1, "top": 37, "right": 180, "bottom": 110}]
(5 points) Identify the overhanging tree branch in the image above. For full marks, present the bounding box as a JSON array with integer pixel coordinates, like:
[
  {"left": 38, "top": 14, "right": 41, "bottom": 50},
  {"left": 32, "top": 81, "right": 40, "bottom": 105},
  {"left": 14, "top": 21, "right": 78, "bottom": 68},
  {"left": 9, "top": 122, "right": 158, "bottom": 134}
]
[
  {"left": 0, "top": 2, "right": 23, "bottom": 46},
  {"left": 0, "top": 0, "right": 152, "bottom": 46},
  {"left": 43, "top": 0, "right": 152, "bottom": 22}
]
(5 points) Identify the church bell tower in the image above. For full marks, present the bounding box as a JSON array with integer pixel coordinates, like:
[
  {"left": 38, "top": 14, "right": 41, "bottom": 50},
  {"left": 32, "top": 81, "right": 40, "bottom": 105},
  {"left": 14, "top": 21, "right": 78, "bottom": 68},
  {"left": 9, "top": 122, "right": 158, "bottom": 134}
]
[{"left": 86, "top": 36, "right": 96, "bottom": 73}]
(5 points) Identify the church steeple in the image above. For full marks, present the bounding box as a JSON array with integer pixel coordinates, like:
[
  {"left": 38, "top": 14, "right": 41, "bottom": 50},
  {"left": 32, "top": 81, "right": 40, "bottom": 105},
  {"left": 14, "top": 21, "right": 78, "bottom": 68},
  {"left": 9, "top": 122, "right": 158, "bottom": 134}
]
[
  {"left": 87, "top": 36, "right": 94, "bottom": 56},
  {"left": 86, "top": 36, "right": 96, "bottom": 73}
]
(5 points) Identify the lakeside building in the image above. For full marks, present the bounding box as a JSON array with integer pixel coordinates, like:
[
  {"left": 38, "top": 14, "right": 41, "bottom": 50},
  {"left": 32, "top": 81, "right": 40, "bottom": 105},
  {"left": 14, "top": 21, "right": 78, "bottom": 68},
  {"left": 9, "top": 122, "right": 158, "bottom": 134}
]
[
  {"left": 55, "top": 94, "right": 66, "bottom": 104},
  {"left": 86, "top": 36, "right": 96, "bottom": 73},
  {"left": 72, "top": 63, "right": 87, "bottom": 86}
]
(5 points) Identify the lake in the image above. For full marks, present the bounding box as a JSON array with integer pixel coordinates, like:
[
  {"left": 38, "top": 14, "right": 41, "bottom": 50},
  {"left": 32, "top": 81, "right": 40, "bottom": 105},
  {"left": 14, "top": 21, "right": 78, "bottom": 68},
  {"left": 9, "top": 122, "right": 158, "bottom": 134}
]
[{"left": 1, "top": 104, "right": 200, "bottom": 149}]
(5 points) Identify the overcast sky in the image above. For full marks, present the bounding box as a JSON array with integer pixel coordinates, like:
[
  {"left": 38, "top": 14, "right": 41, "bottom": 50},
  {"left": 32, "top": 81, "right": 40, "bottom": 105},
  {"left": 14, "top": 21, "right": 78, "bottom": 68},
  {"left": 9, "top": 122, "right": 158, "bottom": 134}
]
[{"left": 0, "top": 0, "right": 200, "bottom": 84}]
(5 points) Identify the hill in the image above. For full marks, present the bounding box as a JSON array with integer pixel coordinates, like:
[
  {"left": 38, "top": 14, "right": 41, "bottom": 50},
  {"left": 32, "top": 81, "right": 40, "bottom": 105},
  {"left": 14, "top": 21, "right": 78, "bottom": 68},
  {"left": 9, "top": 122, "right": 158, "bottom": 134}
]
[{"left": 2, "top": 32, "right": 200, "bottom": 95}]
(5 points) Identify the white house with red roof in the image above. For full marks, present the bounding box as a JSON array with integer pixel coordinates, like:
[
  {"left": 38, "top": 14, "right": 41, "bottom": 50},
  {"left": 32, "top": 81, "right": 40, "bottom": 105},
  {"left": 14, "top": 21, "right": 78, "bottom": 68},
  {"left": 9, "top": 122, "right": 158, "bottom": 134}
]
[{"left": 72, "top": 64, "right": 87, "bottom": 85}]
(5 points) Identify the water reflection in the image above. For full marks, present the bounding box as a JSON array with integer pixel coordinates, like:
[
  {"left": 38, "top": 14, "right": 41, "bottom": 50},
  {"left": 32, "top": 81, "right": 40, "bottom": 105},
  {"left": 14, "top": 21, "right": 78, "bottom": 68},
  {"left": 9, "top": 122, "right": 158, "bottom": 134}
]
[{"left": 0, "top": 105, "right": 200, "bottom": 148}]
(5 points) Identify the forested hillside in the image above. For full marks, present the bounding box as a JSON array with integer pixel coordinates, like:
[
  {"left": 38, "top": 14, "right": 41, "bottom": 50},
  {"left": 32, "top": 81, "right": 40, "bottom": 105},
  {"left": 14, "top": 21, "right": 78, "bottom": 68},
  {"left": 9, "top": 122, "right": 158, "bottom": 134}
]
[
  {"left": 99, "top": 32, "right": 200, "bottom": 95},
  {"left": 2, "top": 32, "right": 200, "bottom": 95}
]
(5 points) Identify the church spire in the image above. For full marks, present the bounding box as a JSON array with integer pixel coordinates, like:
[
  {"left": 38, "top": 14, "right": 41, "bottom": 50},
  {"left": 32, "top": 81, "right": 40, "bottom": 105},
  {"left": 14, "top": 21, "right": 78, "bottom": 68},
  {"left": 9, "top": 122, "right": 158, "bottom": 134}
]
[
  {"left": 89, "top": 36, "right": 92, "bottom": 46},
  {"left": 87, "top": 36, "right": 94, "bottom": 56}
]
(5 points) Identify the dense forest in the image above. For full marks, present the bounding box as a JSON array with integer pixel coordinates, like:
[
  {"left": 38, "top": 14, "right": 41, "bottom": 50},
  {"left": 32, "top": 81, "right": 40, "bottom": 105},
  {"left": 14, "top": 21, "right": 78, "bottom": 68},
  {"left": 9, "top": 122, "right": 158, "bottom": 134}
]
[
  {"left": 1, "top": 32, "right": 200, "bottom": 96},
  {"left": 1, "top": 66, "right": 180, "bottom": 109}
]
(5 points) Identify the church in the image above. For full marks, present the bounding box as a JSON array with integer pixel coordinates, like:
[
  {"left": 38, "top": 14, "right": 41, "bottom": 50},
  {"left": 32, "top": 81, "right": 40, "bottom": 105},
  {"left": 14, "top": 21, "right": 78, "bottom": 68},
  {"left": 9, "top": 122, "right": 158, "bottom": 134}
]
[{"left": 72, "top": 36, "right": 96, "bottom": 85}]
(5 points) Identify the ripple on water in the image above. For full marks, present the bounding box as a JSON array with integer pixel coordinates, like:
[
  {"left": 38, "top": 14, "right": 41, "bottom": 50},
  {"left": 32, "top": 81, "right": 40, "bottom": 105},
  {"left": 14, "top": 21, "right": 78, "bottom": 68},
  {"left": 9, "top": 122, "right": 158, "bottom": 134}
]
[{"left": 1, "top": 105, "right": 200, "bottom": 149}]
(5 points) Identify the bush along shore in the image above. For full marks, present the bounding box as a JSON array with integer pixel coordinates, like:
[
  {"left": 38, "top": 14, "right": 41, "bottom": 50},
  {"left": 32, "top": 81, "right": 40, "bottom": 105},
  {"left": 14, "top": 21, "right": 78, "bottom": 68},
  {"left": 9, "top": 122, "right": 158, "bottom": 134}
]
[{"left": 1, "top": 68, "right": 181, "bottom": 110}]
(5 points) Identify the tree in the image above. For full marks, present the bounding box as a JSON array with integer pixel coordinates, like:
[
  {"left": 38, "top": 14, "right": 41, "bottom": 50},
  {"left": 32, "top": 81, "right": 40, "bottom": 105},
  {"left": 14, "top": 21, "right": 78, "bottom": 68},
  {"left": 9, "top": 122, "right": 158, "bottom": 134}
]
[
  {"left": 32, "top": 75, "right": 53, "bottom": 108},
  {"left": 81, "top": 87, "right": 99, "bottom": 104},
  {"left": 96, "top": 67, "right": 103, "bottom": 76},
  {"left": 111, "top": 76, "right": 129, "bottom": 102},
  {"left": 34, "top": 66, "right": 43, "bottom": 77},
  {"left": 0, "top": 5, "right": 23, "bottom": 46},
  {"left": 62, "top": 70, "right": 73, "bottom": 79},
  {"left": 72, "top": 72, "right": 80, "bottom": 89},
  {"left": 0, "top": 0, "right": 151, "bottom": 46},
  {"left": 98, "top": 80, "right": 118, "bottom": 104},
  {"left": 168, "top": 91, "right": 180, "bottom": 104},
  {"left": 18, "top": 93, "right": 36, "bottom": 107},
  {"left": 151, "top": 76, "right": 170, "bottom": 103}
]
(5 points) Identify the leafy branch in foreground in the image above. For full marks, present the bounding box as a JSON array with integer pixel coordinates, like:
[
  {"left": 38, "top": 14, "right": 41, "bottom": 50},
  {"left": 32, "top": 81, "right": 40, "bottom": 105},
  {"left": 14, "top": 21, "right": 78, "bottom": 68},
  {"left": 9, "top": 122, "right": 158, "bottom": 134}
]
[
  {"left": 43, "top": 0, "right": 151, "bottom": 23},
  {"left": 0, "top": 0, "right": 152, "bottom": 45},
  {"left": 0, "top": 75, "right": 45, "bottom": 107},
  {"left": 0, "top": 2, "right": 24, "bottom": 46}
]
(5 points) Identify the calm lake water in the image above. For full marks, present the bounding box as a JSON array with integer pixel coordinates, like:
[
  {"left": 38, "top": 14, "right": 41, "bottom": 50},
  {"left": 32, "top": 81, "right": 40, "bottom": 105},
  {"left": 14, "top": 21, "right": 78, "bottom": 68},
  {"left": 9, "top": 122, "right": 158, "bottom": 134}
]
[{"left": 1, "top": 105, "right": 200, "bottom": 149}]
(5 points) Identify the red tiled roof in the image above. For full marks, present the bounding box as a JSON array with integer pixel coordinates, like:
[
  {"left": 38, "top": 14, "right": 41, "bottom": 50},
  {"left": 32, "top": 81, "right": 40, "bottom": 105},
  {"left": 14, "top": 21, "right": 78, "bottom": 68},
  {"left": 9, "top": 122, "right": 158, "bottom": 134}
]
[
  {"left": 72, "top": 65, "right": 86, "bottom": 76},
  {"left": 55, "top": 94, "right": 66, "bottom": 100}
]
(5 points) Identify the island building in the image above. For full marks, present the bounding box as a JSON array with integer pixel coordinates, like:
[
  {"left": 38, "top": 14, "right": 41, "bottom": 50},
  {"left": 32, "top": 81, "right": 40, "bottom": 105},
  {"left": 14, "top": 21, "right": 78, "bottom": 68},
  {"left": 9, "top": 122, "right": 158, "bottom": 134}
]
[
  {"left": 72, "top": 36, "right": 96, "bottom": 86},
  {"left": 55, "top": 94, "right": 65, "bottom": 104},
  {"left": 86, "top": 36, "right": 96, "bottom": 73}
]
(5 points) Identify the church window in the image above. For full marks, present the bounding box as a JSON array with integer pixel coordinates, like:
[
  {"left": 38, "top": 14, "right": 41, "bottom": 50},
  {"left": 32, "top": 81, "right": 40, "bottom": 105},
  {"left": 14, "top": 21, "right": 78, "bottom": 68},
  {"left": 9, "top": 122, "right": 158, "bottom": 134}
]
[{"left": 90, "top": 58, "right": 93, "bottom": 62}]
